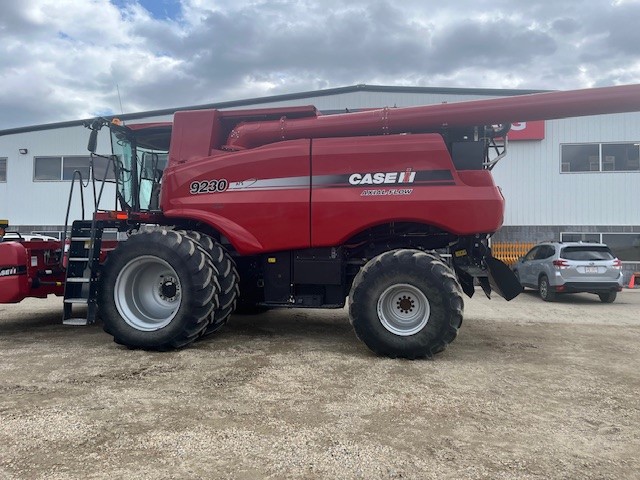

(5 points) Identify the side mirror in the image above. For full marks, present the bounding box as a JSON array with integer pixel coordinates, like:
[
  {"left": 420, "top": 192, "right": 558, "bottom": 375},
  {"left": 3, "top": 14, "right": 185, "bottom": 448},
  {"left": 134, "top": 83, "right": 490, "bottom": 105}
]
[{"left": 87, "top": 129, "right": 98, "bottom": 153}]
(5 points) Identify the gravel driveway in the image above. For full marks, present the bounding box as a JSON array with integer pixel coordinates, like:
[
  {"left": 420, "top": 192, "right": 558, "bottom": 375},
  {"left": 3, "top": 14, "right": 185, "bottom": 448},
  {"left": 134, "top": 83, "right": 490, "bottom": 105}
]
[{"left": 1, "top": 289, "right": 639, "bottom": 479}]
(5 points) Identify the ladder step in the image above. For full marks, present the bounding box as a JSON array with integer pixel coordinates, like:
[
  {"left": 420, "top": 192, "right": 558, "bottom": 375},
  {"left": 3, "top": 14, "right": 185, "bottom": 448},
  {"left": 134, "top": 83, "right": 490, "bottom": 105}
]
[
  {"left": 63, "top": 318, "right": 89, "bottom": 326},
  {"left": 64, "top": 298, "right": 89, "bottom": 304},
  {"left": 64, "top": 222, "right": 102, "bottom": 325}
]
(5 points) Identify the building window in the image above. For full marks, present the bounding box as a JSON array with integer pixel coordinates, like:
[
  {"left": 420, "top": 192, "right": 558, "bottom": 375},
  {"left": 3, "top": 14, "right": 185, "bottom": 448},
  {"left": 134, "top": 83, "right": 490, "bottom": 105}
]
[
  {"left": 92, "top": 156, "right": 117, "bottom": 181},
  {"left": 602, "top": 143, "right": 640, "bottom": 171},
  {"left": 561, "top": 232, "right": 640, "bottom": 261},
  {"left": 560, "top": 232, "right": 601, "bottom": 243},
  {"left": 34, "top": 156, "right": 115, "bottom": 181},
  {"left": 34, "top": 156, "right": 62, "bottom": 180},
  {"left": 561, "top": 143, "right": 640, "bottom": 173},
  {"left": 602, "top": 233, "right": 640, "bottom": 262},
  {"left": 62, "top": 156, "right": 91, "bottom": 181},
  {"left": 0, "top": 158, "right": 6, "bottom": 182}
]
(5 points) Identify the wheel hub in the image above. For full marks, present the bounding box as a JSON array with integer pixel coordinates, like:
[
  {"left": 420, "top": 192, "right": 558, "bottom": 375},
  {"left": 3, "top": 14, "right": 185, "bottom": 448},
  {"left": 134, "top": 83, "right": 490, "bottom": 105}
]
[
  {"left": 377, "top": 284, "right": 430, "bottom": 336},
  {"left": 159, "top": 277, "right": 179, "bottom": 301},
  {"left": 397, "top": 296, "right": 415, "bottom": 313},
  {"left": 114, "top": 256, "right": 182, "bottom": 331}
]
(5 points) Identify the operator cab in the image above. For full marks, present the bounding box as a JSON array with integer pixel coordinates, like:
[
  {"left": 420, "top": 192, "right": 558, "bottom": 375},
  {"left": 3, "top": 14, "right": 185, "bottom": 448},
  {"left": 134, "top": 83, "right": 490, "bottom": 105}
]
[{"left": 87, "top": 119, "right": 172, "bottom": 212}]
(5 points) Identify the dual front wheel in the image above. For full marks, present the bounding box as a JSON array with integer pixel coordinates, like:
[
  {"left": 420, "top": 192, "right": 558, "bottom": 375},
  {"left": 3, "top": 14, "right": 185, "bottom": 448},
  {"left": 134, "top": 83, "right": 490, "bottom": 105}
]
[{"left": 99, "top": 229, "right": 238, "bottom": 349}]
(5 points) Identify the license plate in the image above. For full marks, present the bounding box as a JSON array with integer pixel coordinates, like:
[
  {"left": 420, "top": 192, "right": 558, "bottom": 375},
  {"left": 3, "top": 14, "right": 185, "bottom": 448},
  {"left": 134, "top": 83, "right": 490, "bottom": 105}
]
[{"left": 585, "top": 266, "right": 598, "bottom": 274}]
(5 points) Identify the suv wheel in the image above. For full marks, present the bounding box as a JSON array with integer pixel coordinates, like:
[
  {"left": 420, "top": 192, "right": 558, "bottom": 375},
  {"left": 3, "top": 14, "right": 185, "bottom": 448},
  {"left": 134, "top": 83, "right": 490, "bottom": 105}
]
[
  {"left": 538, "top": 275, "right": 556, "bottom": 302},
  {"left": 598, "top": 291, "right": 617, "bottom": 303}
]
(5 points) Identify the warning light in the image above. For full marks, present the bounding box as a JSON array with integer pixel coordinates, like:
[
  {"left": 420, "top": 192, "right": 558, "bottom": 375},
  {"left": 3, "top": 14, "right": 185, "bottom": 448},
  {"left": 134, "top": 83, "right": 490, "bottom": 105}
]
[
  {"left": 111, "top": 118, "right": 122, "bottom": 126},
  {"left": 108, "top": 211, "right": 129, "bottom": 220}
]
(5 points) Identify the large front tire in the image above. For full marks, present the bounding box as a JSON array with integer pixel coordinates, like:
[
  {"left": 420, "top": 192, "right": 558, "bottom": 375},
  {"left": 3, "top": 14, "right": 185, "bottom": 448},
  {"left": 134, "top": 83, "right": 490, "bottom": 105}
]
[
  {"left": 348, "top": 250, "right": 464, "bottom": 359},
  {"left": 98, "top": 229, "right": 218, "bottom": 349},
  {"left": 181, "top": 231, "right": 240, "bottom": 336}
]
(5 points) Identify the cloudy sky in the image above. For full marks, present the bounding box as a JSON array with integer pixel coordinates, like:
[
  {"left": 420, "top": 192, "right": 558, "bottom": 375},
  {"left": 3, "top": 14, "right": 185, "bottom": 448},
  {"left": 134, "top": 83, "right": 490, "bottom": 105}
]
[{"left": 2, "top": 0, "right": 640, "bottom": 130}]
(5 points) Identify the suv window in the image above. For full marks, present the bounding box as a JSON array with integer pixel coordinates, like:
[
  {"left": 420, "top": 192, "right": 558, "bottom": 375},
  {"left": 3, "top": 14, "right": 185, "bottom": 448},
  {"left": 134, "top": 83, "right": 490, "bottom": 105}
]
[
  {"left": 536, "top": 245, "right": 555, "bottom": 260},
  {"left": 561, "top": 246, "right": 614, "bottom": 261},
  {"left": 524, "top": 247, "right": 539, "bottom": 261}
]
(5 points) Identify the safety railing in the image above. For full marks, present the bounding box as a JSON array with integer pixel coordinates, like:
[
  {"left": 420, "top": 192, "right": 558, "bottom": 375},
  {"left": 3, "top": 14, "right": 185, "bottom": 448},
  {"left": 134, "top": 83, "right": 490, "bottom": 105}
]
[
  {"left": 62, "top": 170, "right": 88, "bottom": 238},
  {"left": 491, "top": 242, "right": 535, "bottom": 266}
]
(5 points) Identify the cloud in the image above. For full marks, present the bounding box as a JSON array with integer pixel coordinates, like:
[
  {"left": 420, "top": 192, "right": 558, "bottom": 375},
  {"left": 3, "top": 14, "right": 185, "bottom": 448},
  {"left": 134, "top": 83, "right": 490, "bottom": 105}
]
[{"left": 1, "top": 0, "right": 639, "bottom": 130}]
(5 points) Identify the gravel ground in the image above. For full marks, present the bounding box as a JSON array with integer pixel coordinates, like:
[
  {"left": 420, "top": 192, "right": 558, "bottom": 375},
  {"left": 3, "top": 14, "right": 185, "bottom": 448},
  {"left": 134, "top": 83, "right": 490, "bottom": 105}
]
[{"left": 1, "top": 289, "right": 639, "bottom": 479}]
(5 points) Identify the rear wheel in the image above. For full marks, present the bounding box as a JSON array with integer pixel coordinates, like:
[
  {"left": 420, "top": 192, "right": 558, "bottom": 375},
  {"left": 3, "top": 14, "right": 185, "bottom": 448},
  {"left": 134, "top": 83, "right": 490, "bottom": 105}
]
[
  {"left": 538, "top": 275, "right": 556, "bottom": 302},
  {"left": 98, "top": 229, "right": 217, "bottom": 349},
  {"left": 349, "top": 249, "right": 464, "bottom": 359},
  {"left": 598, "top": 291, "right": 617, "bottom": 303}
]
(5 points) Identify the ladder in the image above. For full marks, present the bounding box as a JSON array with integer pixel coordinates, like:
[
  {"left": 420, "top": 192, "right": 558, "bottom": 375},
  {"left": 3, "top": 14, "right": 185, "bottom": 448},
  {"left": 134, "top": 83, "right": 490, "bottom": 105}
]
[
  {"left": 60, "top": 155, "right": 118, "bottom": 326},
  {"left": 61, "top": 219, "right": 104, "bottom": 325}
]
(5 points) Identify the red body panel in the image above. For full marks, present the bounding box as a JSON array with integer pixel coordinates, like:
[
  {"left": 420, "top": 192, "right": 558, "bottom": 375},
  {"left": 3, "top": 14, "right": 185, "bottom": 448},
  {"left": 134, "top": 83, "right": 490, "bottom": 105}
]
[
  {"left": 0, "top": 242, "right": 29, "bottom": 303},
  {"left": 310, "top": 135, "right": 503, "bottom": 247},
  {"left": 160, "top": 133, "right": 504, "bottom": 254},
  {"left": 161, "top": 139, "right": 312, "bottom": 254},
  {"left": 0, "top": 241, "right": 65, "bottom": 303}
]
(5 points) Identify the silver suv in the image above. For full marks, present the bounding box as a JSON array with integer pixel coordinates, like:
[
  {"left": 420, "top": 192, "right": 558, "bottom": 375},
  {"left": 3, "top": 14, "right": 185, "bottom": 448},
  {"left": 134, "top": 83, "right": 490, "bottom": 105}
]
[{"left": 512, "top": 242, "right": 623, "bottom": 303}]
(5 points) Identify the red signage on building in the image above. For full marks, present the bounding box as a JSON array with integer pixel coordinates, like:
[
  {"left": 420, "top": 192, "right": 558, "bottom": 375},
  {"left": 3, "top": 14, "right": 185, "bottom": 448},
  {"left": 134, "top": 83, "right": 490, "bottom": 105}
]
[{"left": 507, "top": 120, "right": 545, "bottom": 140}]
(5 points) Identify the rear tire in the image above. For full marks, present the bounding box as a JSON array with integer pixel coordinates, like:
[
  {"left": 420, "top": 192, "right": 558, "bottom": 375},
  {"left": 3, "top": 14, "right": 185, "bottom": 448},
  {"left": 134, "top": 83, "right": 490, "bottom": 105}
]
[
  {"left": 538, "top": 275, "right": 555, "bottom": 302},
  {"left": 98, "top": 229, "right": 217, "bottom": 349},
  {"left": 348, "top": 250, "right": 464, "bottom": 359},
  {"left": 598, "top": 291, "right": 617, "bottom": 303}
]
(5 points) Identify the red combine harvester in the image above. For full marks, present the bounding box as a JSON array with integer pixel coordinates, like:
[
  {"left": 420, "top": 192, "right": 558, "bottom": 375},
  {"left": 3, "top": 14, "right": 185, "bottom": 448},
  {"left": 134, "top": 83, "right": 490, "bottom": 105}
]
[{"left": 1, "top": 84, "right": 639, "bottom": 358}]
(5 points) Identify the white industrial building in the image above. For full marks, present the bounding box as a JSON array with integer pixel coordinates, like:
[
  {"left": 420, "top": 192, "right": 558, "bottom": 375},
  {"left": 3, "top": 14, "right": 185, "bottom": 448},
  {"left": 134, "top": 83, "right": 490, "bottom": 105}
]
[{"left": 1, "top": 85, "right": 639, "bottom": 278}]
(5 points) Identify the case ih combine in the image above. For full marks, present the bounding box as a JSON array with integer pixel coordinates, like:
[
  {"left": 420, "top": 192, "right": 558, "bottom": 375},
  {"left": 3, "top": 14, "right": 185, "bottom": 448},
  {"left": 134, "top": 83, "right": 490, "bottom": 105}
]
[{"left": 1, "top": 84, "right": 640, "bottom": 358}]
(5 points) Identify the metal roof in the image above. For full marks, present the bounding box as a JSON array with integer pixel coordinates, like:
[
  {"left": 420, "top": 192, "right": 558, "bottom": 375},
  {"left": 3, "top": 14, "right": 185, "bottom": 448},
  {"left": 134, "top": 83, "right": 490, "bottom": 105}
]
[{"left": 0, "top": 84, "right": 548, "bottom": 136}]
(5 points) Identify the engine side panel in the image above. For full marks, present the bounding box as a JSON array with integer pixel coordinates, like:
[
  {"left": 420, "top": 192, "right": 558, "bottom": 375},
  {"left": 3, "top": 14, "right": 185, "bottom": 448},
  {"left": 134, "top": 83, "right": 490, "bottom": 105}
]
[{"left": 310, "top": 134, "right": 505, "bottom": 247}]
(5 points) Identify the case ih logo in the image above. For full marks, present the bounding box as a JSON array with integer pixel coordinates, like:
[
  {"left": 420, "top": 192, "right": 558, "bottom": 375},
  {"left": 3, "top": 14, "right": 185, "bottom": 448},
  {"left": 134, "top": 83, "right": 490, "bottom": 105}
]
[
  {"left": 0, "top": 267, "right": 18, "bottom": 277},
  {"left": 348, "top": 169, "right": 417, "bottom": 185}
]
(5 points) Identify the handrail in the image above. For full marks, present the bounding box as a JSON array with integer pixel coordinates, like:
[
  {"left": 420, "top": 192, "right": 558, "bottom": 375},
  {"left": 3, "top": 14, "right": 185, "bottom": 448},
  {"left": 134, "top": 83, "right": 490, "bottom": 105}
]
[
  {"left": 91, "top": 157, "right": 98, "bottom": 212},
  {"left": 91, "top": 153, "right": 120, "bottom": 211},
  {"left": 60, "top": 170, "right": 88, "bottom": 268}
]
